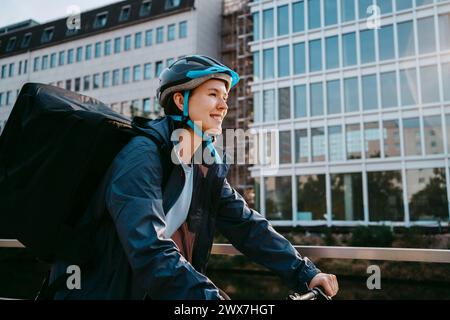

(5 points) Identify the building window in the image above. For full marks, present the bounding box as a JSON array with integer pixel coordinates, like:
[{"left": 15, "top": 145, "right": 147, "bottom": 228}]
[
  {"left": 309, "top": 39, "right": 322, "bottom": 72},
  {"left": 310, "top": 82, "right": 323, "bottom": 116},
  {"left": 443, "top": 63, "right": 450, "bottom": 102},
  {"left": 93, "top": 12, "right": 108, "bottom": 29},
  {"left": 66, "top": 79, "right": 72, "bottom": 91},
  {"left": 324, "top": 0, "right": 338, "bottom": 26},
  {"left": 420, "top": 65, "right": 440, "bottom": 104},
  {"left": 277, "top": 5, "right": 289, "bottom": 36},
  {"left": 383, "top": 120, "right": 401, "bottom": 157},
  {"left": 6, "top": 37, "right": 17, "bottom": 52},
  {"left": 278, "top": 87, "right": 291, "bottom": 120},
  {"left": 423, "top": 116, "right": 443, "bottom": 155},
  {"left": 165, "top": 0, "right": 180, "bottom": 10},
  {"left": 341, "top": 0, "right": 355, "bottom": 22},
  {"left": 360, "top": 29, "right": 375, "bottom": 64},
  {"left": 74, "top": 77, "right": 81, "bottom": 92},
  {"left": 93, "top": 42, "right": 101, "bottom": 58},
  {"left": 328, "top": 125, "right": 344, "bottom": 161},
  {"left": 133, "top": 65, "right": 141, "bottom": 82},
  {"left": 396, "top": 0, "right": 412, "bottom": 11},
  {"left": 112, "top": 69, "right": 120, "bottom": 86},
  {"left": 359, "top": 0, "right": 373, "bottom": 19},
  {"left": 308, "top": 0, "right": 321, "bottom": 30},
  {"left": 76, "top": 47, "right": 83, "bottom": 62},
  {"left": 331, "top": 173, "right": 364, "bottom": 221},
  {"left": 263, "top": 9, "right": 274, "bottom": 39},
  {"left": 418, "top": 16, "right": 436, "bottom": 55},
  {"left": 6, "top": 91, "right": 12, "bottom": 105},
  {"left": 143, "top": 98, "right": 151, "bottom": 113},
  {"left": 253, "top": 51, "right": 260, "bottom": 81},
  {"left": 33, "top": 57, "right": 40, "bottom": 72},
  {"left": 144, "top": 63, "right": 152, "bottom": 80},
  {"left": 135, "top": 32, "right": 142, "bottom": 49},
  {"left": 0, "top": 92, "right": 3, "bottom": 106},
  {"left": 294, "top": 85, "right": 307, "bottom": 118},
  {"left": 104, "top": 40, "right": 111, "bottom": 56},
  {"left": 364, "top": 122, "right": 381, "bottom": 158},
  {"left": 91, "top": 74, "right": 99, "bottom": 90},
  {"left": 327, "top": 80, "right": 341, "bottom": 114},
  {"left": 124, "top": 35, "right": 131, "bottom": 51},
  {"left": 278, "top": 45, "right": 290, "bottom": 77},
  {"left": 66, "top": 49, "right": 73, "bottom": 64},
  {"left": 295, "top": 129, "right": 309, "bottom": 163},
  {"left": 265, "top": 176, "right": 292, "bottom": 220},
  {"left": 102, "top": 71, "right": 110, "bottom": 88},
  {"left": 279, "top": 131, "right": 292, "bottom": 164},
  {"left": 403, "top": 117, "right": 422, "bottom": 156},
  {"left": 155, "top": 61, "right": 163, "bottom": 77},
  {"left": 167, "top": 24, "right": 175, "bottom": 41},
  {"left": 399, "top": 68, "right": 417, "bottom": 106},
  {"left": 362, "top": 74, "right": 378, "bottom": 110},
  {"left": 312, "top": 127, "right": 325, "bottom": 162},
  {"left": 7, "top": 63, "right": 14, "bottom": 77},
  {"left": 293, "top": 1, "right": 305, "bottom": 33},
  {"left": 42, "top": 55, "right": 48, "bottom": 70},
  {"left": 380, "top": 71, "right": 398, "bottom": 108},
  {"left": 58, "top": 51, "right": 65, "bottom": 66},
  {"left": 179, "top": 21, "right": 187, "bottom": 38},
  {"left": 24, "top": 60, "right": 28, "bottom": 74},
  {"left": 140, "top": 1, "right": 152, "bottom": 17},
  {"left": 50, "top": 53, "right": 57, "bottom": 68},
  {"left": 397, "top": 20, "right": 415, "bottom": 58},
  {"left": 263, "top": 48, "right": 274, "bottom": 79},
  {"left": 368, "top": 170, "right": 404, "bottom": 221},
  {"left": 83, "top": 75, "right": 90, "bottom": 91},
  {"left": 119, "top": 6, "right": 131, "bottom": 22},
  {"left": 166, "top": 58, "right": 174, "bottom": 67},
  {"left": 297, "top": 174, "right": 326, "bottom": 221},
  {"left": 378, "top": 24, "right": 395, "bottom": 60},
  {"left": 21, "top": 33, "right": 32, "bottom": 48},
  {"left": 253, "top": 12, "right": 260, "bottom": 41},
  {"left": 439, "top": 14, "right": 450, "bottom": 51},
  {"left": 293, "top": 42, "right": 306, "bottom": 74},
  {"left": 344, "top": 77, "right": 359, "bottom": 112},
  {"left": 156, "top": 27, "right": 164, "bottom": 44},
  {"left": 253, "top": 92, "right": 262, "bottom": 123},
  {"left": 407, "top": 168, "right": 448, "bottom": 221},
  {"left": 346, "top": 124, "right": 362, "bottom": 159},
  {"left": 263, "top": 89, "right": 275, "bottom": 122},
  {"left": 41, "top": 27, "right": 54, "bottom": 43},
  {"left": 145, "top": 30, "right": 153, "bottom": 46},
  {"left": 343, "top": 32, "right": 357, "bottom": 67},
  {"left": 325, "top": 36, "right": 339, "bottom": 69},
  {"left": 114, "top": 37, "right": 121, "bottom": 53},
  {"left": 85, "top": 44, "right": 92, "bottom": 60},
  {"left": 122, "top": 67, "right": 130, "bottom": 84}
]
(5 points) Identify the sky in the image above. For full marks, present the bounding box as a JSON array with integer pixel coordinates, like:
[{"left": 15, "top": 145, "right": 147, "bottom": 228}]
[{"left": 0, "top": 0, "right": 119, "bottom": 27}]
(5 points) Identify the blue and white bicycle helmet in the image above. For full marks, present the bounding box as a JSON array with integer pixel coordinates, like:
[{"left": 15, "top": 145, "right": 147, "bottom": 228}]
[{"left": 156, "top": 55, "right": 240, "bottom": 163}]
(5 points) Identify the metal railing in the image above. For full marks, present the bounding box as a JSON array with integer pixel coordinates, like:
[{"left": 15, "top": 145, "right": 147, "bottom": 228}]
[{"left": 2, "top": 239, "right": 450, "bottom": 263}]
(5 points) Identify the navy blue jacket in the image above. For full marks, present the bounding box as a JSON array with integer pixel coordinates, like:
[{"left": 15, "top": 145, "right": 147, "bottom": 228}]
[{"left": 49, "top": 116, "right": 320, "bottom": 299}]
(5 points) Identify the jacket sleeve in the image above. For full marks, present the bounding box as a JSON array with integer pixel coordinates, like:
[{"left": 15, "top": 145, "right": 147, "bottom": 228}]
[
  {"left": 215, "top": 178, "right": 321, "bottom": 292},
  {"left": 105, "top": 136, "right": 222, "bottom": 300}
]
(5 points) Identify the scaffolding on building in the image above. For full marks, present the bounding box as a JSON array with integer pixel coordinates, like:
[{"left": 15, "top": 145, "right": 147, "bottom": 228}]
[{"left": 221, "top": 0, "right": 255, "bottom": 206}]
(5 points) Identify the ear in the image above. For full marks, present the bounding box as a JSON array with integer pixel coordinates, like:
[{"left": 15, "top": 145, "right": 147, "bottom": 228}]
[{"left": 172, "top": 92, "right": 184, "bottom": 113}]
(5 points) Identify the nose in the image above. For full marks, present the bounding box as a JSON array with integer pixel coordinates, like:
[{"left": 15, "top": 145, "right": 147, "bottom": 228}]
[{"left": 217, "top": 97, "right": 228, "bottom": 112}]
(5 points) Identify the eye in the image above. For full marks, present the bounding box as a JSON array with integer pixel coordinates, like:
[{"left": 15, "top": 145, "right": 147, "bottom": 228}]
[{"left": 209, "top": 93, "right": 217, "bottom": 97}]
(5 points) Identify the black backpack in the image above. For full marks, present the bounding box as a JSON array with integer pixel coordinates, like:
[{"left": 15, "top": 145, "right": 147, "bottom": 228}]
[{"left": 0, "top": 83, "right": 165, "bottom": 265}]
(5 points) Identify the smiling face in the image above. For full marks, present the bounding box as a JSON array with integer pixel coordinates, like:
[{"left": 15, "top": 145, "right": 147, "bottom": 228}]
[{"left": 172, "top": 79, "right": 229, "bottom": 136}]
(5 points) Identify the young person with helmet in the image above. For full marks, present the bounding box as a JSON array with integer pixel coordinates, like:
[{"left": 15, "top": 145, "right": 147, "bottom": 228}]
[{"left": 48, "top": 55, "right": 338, "bottom": 300}]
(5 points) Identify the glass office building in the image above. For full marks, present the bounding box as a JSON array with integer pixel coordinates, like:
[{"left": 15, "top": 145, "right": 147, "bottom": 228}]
[{"left": 250, "top": 0, "right": 450, "bottom": 227}]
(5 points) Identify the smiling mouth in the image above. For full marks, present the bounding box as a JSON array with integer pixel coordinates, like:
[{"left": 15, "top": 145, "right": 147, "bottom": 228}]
[{"left": 210, "top": 115, "right": 223, "bottom": 122}]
